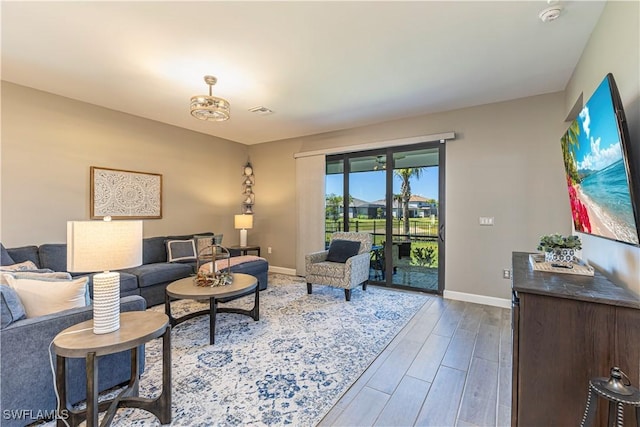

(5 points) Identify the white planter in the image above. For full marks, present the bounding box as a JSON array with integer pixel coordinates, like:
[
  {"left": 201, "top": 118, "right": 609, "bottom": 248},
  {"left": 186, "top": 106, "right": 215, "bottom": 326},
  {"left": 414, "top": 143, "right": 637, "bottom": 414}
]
[{"left": 545, "top": 248, "right": 576, "bottom": 265}]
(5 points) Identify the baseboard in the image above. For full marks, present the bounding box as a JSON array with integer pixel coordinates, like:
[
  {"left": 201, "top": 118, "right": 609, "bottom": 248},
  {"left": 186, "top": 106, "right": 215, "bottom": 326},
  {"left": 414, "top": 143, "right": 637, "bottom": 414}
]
[
  {"left": 443, "top": 290, "right": 511, "bottom": 309},
  {"left": 267, "top": 268, "right": 511, "bottom": 308},
  {"left": 268, "top": 266, "right": 298, "bottom": 276}
]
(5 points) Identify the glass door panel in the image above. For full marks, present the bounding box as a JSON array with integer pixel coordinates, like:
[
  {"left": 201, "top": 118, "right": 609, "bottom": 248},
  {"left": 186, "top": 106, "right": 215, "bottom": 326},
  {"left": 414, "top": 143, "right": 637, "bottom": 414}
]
[
  {"left": 347, "top": 154, "right": 387, "bottom": 282},
  {"left": 325, "top": 158, "right": 344, "bottom": 248},
  {"left": 391, "top": 148, "right": 440, "bottom": 291}
]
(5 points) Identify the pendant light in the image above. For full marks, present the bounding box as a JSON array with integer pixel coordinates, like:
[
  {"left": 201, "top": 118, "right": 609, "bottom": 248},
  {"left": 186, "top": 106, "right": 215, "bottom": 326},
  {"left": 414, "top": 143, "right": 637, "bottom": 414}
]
[{"left": 190, "top": 75, "right": 230, "bottom": 121}]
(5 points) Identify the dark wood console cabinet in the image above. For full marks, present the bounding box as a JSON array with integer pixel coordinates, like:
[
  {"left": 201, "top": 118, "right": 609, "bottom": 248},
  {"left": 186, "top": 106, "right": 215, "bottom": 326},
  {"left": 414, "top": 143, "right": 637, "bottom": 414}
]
[{"left": 511, "top": 252, "right": 640, "bottom": 427}]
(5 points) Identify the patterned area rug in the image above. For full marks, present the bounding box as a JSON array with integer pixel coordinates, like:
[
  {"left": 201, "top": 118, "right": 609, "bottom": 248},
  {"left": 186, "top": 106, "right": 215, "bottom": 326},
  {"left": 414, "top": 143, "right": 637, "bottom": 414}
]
[{"left": 79, "top": 274, "right": 428, "bottom": 426}]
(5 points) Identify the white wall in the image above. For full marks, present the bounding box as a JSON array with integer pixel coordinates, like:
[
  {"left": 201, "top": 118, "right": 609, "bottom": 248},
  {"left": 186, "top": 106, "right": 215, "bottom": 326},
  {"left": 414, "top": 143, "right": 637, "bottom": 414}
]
[{"left": 564, "top": 1, "right": 640, "bottom": 295}]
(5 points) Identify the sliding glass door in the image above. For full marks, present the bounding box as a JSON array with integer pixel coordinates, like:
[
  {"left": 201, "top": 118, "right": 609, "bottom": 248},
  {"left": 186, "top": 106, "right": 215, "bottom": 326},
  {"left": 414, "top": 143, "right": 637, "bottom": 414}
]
[{"left": 325, "top": 143, "right": 444, "bottom": 293}]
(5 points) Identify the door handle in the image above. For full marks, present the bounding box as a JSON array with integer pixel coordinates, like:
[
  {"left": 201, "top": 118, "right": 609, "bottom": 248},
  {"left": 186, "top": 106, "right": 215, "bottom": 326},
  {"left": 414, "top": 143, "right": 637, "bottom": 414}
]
[{"left": 439, "top": 223, "right": 445, "bottom": 242}]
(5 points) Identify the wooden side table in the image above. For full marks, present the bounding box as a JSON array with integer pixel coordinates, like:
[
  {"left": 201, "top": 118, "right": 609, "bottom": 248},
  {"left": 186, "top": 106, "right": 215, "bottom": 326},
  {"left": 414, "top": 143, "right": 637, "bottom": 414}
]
[
  {"left": 227, "top": 244, "right": 261, "bottom": 257},
  {"left": 53, "top": 311, "right": 171, "bottom": 427}
]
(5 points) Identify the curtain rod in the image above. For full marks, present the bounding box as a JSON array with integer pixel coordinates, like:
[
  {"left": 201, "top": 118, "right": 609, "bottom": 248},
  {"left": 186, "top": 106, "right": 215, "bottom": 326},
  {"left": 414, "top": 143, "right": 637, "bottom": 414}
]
[{"left": 293, "top": 132, "right": 455, "bottom": 159}]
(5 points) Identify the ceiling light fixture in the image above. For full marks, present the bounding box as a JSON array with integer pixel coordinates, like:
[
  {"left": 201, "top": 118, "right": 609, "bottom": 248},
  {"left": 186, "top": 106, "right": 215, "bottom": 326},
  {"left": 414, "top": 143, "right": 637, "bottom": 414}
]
[
  {"left": 373, "top": 155, "right": 386, "bottom": 171},
  {"left": 190, "top": 75, "right": 230, "bottom": 121}
]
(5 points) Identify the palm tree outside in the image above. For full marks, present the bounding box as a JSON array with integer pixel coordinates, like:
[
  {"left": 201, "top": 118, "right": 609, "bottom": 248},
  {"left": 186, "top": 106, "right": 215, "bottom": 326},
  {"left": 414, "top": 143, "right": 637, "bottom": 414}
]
[{"left": 394, "top": 168, "right": 424, "bottom": 236}]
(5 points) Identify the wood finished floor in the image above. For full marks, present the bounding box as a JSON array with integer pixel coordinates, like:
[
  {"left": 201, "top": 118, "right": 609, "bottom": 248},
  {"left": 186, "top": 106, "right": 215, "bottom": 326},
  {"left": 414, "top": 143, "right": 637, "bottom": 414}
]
[{"left": 319, "top": 295, "right": 512, "bottom": 427}]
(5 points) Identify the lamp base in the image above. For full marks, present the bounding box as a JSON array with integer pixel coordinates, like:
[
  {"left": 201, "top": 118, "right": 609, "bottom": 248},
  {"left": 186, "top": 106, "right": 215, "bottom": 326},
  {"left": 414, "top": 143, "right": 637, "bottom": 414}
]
[
  {"left": 92, "top": 271, "right": 120, "bottom": 334},
  {"left": 239, "top": 229, "right": 248, "bottom": 247}
]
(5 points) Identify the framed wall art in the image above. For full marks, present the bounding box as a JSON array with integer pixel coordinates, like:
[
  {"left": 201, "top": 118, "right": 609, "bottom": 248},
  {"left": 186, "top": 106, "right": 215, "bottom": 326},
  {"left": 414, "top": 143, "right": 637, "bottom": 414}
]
[{"left": 90, "top": 166, "right": 163, "bottom": 219}]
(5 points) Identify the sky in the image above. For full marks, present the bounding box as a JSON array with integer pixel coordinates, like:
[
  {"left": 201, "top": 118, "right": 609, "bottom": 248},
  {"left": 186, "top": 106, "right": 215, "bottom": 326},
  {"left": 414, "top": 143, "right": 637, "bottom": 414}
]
[
  {"left": 326, "top": 167, "right": 439, "bottom": 202},
  {"left": 575, "top": 76, "right": 623, "bottom": 172}
]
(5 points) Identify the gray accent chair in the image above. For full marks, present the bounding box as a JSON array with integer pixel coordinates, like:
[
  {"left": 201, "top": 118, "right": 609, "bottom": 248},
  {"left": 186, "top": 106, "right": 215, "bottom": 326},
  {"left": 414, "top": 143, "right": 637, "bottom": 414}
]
[{"left": 305, "top": 232, "right": 373, "bottom": 301}]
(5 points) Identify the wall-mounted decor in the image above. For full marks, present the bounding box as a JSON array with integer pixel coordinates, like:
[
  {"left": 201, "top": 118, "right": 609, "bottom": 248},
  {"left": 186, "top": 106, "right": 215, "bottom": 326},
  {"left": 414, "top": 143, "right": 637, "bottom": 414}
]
[
  {"left": 241, "top": 161, "right": 254, "bottom": 214},
  {"left": 90, "top": 166, "right": 162, "bottom": 219}
]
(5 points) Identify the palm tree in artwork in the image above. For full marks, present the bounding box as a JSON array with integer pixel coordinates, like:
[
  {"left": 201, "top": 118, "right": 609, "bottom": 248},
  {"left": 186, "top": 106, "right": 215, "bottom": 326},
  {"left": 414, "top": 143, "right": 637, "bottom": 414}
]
[
  {"left": 561, "top": 120, "right": 581, "bottom": 184},
  {"left": 394, "top": 168, "right": 423, "bottom": 236}
]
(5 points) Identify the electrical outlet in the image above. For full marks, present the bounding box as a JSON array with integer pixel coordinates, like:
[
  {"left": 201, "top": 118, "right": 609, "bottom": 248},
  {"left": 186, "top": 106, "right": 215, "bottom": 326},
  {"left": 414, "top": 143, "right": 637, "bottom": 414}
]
[
  {"left": 268, "top": 247, "right": 272, "bottom": 254},
  {"left": 503, "top": 269, "right": 511, "bottom": 279}
]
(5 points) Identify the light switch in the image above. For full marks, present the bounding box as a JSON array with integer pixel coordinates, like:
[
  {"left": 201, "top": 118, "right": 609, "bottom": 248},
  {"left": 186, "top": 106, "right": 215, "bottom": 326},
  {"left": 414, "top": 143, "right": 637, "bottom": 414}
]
[{"left": 479, "top": 217, "right": 494, "bottom": 226}]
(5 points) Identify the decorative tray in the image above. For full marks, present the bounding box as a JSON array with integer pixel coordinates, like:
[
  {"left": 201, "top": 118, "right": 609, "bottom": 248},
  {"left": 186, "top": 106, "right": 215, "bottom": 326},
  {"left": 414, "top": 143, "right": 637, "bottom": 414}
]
[{"left": 529, "top": 253, "right": 595, "bottom": 276}]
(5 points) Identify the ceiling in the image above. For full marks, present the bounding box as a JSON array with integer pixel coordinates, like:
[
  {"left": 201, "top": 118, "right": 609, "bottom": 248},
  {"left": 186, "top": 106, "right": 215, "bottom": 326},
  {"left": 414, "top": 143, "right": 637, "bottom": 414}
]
[{"left": 1, "top": 1, "right": 606, "bottom": 145}]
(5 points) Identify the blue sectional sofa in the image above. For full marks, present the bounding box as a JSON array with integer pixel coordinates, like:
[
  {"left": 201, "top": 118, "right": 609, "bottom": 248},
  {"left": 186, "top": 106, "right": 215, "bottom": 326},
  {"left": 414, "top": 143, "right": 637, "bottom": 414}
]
[
  {"left": 3, "top": 232, "right": 269, "bottom": 307},
  {"left": 0, "top": 232, "right": 268, "bottom": 426}
]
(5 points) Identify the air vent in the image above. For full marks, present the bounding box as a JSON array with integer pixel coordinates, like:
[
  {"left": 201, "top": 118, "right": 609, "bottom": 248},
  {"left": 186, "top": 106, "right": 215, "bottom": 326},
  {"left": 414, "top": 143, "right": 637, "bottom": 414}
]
[{"left": 248, "top": 106, "right": 274, "bottom": 116}]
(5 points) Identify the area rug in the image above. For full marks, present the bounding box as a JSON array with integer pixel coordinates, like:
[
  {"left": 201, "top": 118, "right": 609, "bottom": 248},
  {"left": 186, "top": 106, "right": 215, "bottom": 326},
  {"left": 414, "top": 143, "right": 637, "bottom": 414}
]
[{"left": 81, "top": 274, "right": 429, "bottom": 426}]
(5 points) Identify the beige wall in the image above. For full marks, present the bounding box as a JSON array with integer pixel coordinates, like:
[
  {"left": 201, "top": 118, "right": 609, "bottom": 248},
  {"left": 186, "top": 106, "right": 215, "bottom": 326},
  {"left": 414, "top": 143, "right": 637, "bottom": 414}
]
[
  {"left": 1, "top": 82, "right": 248, "bottom": 247},
  {"left": 250, "top": 92, "right": 570, "bottom": 300},
  {"left": 247, "top": 139, "right": 303, "bottom": 270},
  {"left": 564, "top": 0, "right": 640, "bottom": 295}
]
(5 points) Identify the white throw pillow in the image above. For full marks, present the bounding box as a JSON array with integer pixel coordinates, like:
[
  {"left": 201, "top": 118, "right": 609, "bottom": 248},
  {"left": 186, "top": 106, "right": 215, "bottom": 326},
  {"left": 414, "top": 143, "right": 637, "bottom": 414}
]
[
  {"left": 3, "top": 274, "right": 88, "bottom": 318},
  {"left": 0, "top": 271, "right": 71, "bottom": 285}
]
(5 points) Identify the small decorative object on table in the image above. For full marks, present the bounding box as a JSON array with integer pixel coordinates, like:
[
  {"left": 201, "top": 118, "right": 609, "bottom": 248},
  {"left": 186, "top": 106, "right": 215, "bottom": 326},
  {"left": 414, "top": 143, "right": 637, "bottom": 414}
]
[
  {"left": 537, "top": 233, "right": 582, "bottom": 268},
  {"left": 194, "top": 245, "right": 233, "bottom": 287}
]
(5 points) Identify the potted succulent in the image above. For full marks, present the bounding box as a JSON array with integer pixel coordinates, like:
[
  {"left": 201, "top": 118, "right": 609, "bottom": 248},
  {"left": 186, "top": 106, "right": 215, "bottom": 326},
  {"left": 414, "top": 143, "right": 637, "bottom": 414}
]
[{"left": 537, "top": 233, "right": 582, "bottom": 266}]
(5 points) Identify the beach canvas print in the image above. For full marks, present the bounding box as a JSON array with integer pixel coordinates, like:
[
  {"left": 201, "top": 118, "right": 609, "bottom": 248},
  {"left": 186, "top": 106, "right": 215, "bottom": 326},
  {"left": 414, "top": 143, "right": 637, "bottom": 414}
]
[{"left": 561, "top": 74, "right": 639, "bottom": 245}]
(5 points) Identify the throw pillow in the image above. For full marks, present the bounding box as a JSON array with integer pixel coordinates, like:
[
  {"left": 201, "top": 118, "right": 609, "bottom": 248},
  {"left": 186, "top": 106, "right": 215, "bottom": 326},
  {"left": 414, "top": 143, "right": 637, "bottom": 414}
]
[
  {"left": 0, "top": 285, "right": 27, "bottom": 328},
  {"left": 0, "top": 260, "right": 38, "bottom": 272},
  {"left": 193, "top": 235, "right": 214, "bottom": 257},
  {"left": 0, "top": 244, "right": 15, "bottom": 266},
  {"left": 326, "top": 240, "right": 361, "bottom": 263},
  {"left": 0, "top": 270, "right": 67, "bottom": 285},
  {"left": 166, "top": 239, "right": 197, "bottom": 263},
  {"left": 3, "top": 274, "right": 88, "bottom": 318}
]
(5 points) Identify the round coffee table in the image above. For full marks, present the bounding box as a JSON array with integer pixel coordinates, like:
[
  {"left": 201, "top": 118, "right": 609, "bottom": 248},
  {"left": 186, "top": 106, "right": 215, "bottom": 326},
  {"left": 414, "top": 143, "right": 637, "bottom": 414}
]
[
  {"left": 164, "top": 273, "right": 259, "bottom": 345},
  {"left": 52, "top": 311, "right": 171, "bottom": 427}
]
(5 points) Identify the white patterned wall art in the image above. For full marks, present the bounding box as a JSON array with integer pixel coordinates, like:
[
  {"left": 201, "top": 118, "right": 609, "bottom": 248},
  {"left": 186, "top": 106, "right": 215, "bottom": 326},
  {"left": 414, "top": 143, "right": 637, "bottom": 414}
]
[{"left": 90, "top": 166, "right": 162, "bottom": 219}]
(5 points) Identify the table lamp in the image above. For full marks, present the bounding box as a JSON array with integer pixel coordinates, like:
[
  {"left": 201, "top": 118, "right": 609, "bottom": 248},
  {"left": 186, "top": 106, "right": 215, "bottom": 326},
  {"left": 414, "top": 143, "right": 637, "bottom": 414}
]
[
  {"left": 234, "top": 214, "right": 253, "bottom": 247},
  {"left": 67, "top": 218, "right": 143, "bottom": 334}
]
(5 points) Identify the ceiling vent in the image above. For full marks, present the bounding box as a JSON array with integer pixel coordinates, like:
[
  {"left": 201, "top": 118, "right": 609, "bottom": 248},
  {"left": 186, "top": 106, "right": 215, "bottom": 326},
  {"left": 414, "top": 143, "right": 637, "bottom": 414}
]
[
  {"left": 248, "top": 106, "right": 274, "bottom": 116},
  {"left": 539, "top": 5, "right": 563, "bottom": 22}
]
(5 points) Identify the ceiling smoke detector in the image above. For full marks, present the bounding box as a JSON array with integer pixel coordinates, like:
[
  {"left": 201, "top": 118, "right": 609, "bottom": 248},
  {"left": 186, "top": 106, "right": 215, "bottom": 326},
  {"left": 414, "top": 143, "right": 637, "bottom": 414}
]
[{"left": 539, "top": 5, "right": 563, "bottom": 22}]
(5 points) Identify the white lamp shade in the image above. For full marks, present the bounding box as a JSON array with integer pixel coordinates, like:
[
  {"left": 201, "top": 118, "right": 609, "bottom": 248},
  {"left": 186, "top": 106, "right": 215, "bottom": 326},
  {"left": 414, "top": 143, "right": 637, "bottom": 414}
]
[
  {"left": 234, "top": 214, "right": 253, "bottom": 230},
  {"left": 67, "top": 220, "right": 143, "bottom": 272},
  {"left": 67, "top": 220, "right": 142, "bottom": 334}
]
